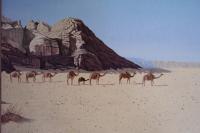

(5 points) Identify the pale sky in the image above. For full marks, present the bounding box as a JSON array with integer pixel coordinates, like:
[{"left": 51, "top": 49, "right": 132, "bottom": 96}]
[{"left": 3, "top": 0, "right": 200, "bottom": 62}]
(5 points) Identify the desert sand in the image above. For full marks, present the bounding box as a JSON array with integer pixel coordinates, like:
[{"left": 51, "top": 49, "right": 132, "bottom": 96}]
[{"left": 1, "top": 68, "right": 200, "bottom": 133}]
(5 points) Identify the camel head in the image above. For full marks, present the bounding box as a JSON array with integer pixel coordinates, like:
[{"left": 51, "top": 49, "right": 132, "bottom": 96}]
[
  {"left": 100, "top": 72, "right": 107, "bottom": 77},
  {"left": 76, "top": 71, "right": 80, "bottom": 76},
  {"left": 53, "top": 72, "right": 58, "bottom": 76},
  {"left": 155, "top": 73, "right": 164, "bottom": 79},
  {"left": 19, "top": 71, "right": 23, "bottom": 75},
  {"left": 131, "top": 72, "right": 136, "bottom": 77}
]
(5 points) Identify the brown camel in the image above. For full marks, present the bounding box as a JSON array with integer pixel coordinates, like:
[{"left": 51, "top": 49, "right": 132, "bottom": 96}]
[
  {"left": 26, "top": 71, "right": 41, "bottom": 83},
  {"left": 78, "top": 77, "right": 89, "bottom": 85},
  {"left": 119, "top": 71, "right": 136, "bottom": 84},
  {"left": 42, "top": 72, "right": 57, "bottom": 82},
  {"left": 10, "top": 71, "right": 22, "bottom": 83},
  {"left": 89, "top": 72, "right": 107, "bottom": 85},
  {"left": 67, "top": 70, "right": 79, "bottom": 85},
  {"left": 142, "top": 73, "right": 164, "bottom": 86}
]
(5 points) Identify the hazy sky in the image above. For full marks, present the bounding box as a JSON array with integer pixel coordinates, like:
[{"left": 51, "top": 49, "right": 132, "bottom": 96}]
[{"left": 3, "top": 0, "right": 200, "bottom": 62}]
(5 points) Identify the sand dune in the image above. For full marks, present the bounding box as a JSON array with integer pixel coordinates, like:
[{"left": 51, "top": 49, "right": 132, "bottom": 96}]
[{"left": 1, "top": 68, "right": 200, "bottom": 133}]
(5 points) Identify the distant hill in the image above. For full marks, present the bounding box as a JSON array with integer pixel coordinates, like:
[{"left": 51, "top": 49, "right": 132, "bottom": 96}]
[
  {"left": 129, "top": 57, "right": 200, "bottom": 68},
  {"left": 128, "top": 57, "right": 155, "bottom": 69},
  {"left": 153, "top": 61, "right": 200, "bottom": 68}
]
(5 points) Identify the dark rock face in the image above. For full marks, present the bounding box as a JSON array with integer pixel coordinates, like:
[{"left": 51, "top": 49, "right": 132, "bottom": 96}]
[{"left": 1, "top": 55, "right": 16, "bottom": 73}]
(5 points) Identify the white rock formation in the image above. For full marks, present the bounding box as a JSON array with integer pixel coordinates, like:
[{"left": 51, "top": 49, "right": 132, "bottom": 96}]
[
  {"left": 37, "top": 22, "right": 51, "bottom": 34},
  {"left": 29, "top": 31, "right": 59, "bottom": 56},
  {"left": 27, "top": 20, "right": 37, "bottom": 30}
]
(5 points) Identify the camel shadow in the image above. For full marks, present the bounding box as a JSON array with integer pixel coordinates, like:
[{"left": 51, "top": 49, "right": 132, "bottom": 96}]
[
  {"left": 153, "top": 84, "right": 168, "bottom": 87},
  {"left": 1, "top": 100, "right": 11, "bottom": 104},
  {"left": 98, "top": 83, "right": 115, "bottom": 86},
  {"left": 135, "top": 82, "right": 168, "bottom": 87},
  {"left": 70, "top": 83, "right": 115, "bottom": 86}
]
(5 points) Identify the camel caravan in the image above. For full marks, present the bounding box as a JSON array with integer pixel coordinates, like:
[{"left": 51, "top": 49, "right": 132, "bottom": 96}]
[{"left": 8, "top": 69, "right": 164, "bottom": 86}]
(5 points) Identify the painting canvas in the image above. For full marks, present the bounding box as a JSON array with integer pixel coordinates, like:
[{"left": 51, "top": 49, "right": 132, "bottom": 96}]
[{"left": 1, "top": 0, "right": 200, "bottom": 133}]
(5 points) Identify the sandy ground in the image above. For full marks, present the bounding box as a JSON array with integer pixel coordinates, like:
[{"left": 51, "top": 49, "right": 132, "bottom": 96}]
[{"left": 1, "top": 68, "right": 200, "bottom": 133}]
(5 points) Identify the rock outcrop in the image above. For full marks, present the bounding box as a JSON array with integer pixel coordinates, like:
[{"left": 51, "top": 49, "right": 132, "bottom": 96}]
[
  {"left": 29, "top": 32, "right": 59, "bottom": 56},
  {"left": 47, "top": 18, "right": 141, "bottom": 70},
  {"left": 26, "top": 20, "right": 37, "bottom": 30},
  {"left": 37, "top": 22, "right": 51, "bottom": 34},
  {"left": 2, "top": 16, "right": 141, "bottom": 71},
  {"left": 1, "top": 16, "right": 25, "bottom": 52}
]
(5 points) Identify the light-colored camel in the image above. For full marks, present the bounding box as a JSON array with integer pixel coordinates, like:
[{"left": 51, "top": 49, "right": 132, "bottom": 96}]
[
  {"left": 89, "top": 72, "right": 107, "bottom": 85},
  {"left": 26, "top": 71, "right": 41, "bottom": 83},
  {"left": 42, "top": 72, "right": 57, "bottom": 82},
  {"left": 142, "top": 73, "right": 164, "bottom": 86},
  {"left": 67, "top": 71, "right": 79, "bottom": 85},
  {"left": 10, "top": 71, "right": 22, "bottom": 83},
  {"left": 119, "top": 71, "right": 136, "bottom": 84},
  {"left": 78, "top": 77, "right": 89, "bottom": 85}
]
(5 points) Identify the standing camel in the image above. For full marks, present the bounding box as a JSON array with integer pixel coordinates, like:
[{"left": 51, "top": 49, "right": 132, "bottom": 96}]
[
  {"left": 119, "top": 71, "right": 136, "bottom": 84},
  {"left": 89, "top": 72, "right": 107, "bottom": 85},
  {"left": 42, "top": 72, "right": 57, "bottom": 82},
  {"left": 26, "top": 71, "right": 41, "bottom": 83},
  {"left": 67, "top": 70, "right": 79, "bottom": 85},
  {"left": 10, "top": 71, "right": 22, "bottom": 83},
  {"left": 78, "top": 77, "right": 89, "bottom": 85},
  {"left": 142, "top": 73, "right": 164, "bottom": 86}
]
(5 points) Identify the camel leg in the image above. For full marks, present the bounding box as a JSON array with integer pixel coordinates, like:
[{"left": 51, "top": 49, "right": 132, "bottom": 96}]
[
  {"left": 90, "top": 79, "right": 92, "bottom": 85},
  {"left": 142, "top": 80, "right": 145, "bottom": 86},
  {"left": 10, "top": 76, "right": 12, "bottom": 83},
  {"left": 152, "top": 80, "right": 154, "bottom": 86},
  {"left": 119, "top": 77, "right": 122, "bottom": 84},
  {"left": 71, "top": 78, "right": 73, "bottom": 85},
  {"left": 151, "top": 81, "right": 153, "bottom": 86},
  {"left": 33, "top": 77, "right": 36, "bottom": 82},
  {"left": 26, "top": 77, "right": 29, "bottom": 83},
  {"left": 119, "top": 77, "right": 121, "bottom": 84},
  {"left": 67, "top": 77, "right": 69, "bottom": 85}
]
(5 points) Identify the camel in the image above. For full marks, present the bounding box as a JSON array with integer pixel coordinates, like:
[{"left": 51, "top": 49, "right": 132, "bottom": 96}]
[
  {"left": 142, "top": 73, "right": 164, "bottom": 86},
  {"left": 119, "top": 71, "right": 136, "bottom": 84},
  {"left": 42, "top": 72, "right": 57, "bottom": 82},
  {"left": 78, "top": 77, "right": 89, "bottom": 85},
  {"left": 26, "top": 71, "right": 41, "bottom": 83},
  {"left": 67, "top": 70, "right": 79, "bottom": 85},
  {"left": 89, "top": 72, "right": 107, "bottom": 85},
  {"left": 10, "top": 71, "right": 22, "bottom": 83}
]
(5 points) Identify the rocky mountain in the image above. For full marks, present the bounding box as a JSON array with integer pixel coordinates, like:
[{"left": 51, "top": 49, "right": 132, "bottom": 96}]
[
  {"left": 129, "top": 57, "right": 155, "bottom": 69},
  {"left": 2, "top": 16, "right": 141, "bottom": 72}
]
